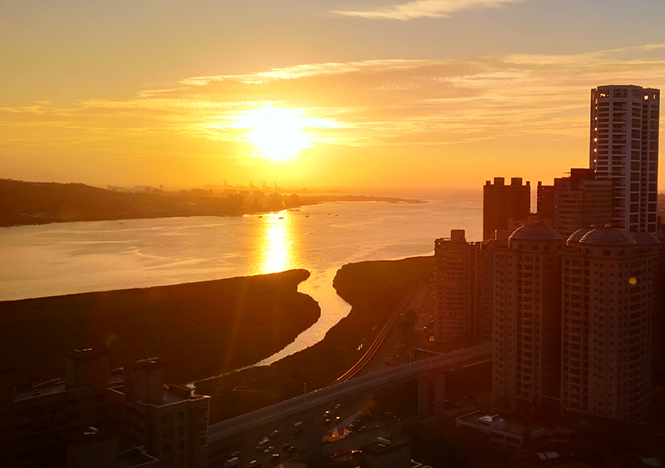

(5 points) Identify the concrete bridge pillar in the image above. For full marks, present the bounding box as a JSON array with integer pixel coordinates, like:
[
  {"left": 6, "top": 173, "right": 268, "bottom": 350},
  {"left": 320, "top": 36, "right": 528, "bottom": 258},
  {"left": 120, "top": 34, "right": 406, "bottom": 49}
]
[
  {"left": 418, "top": 372, "right": 446, "bottom": 419},
  {"left": 304, "top": 412, "right": 323, "bottom": 466},
  {"left": 418, "top": 377, "right": 429, "bottom": 418},
  {"left": 434, "top": 372, "right": 446, "bottom": 420}
]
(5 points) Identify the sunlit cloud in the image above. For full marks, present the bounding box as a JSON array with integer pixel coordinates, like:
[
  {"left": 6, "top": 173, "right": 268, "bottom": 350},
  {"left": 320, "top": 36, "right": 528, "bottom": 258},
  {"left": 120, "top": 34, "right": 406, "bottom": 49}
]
[
  {"left": 334, "top": 0, "right": 529, "bottom": 21},
  {"left": 1, "top": 43, "right": 664, "bottom": 155}
]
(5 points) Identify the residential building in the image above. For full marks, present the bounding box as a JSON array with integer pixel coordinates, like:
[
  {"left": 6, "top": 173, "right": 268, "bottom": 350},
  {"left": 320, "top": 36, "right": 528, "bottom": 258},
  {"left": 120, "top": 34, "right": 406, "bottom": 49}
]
[
  {"left": 589, "top": 85, "right": 660, "bottom": 233},
  {"left": 108, "top": 358, "right": 210, "bottom": 468},
  {"left": 536, "top": 182, "right": 555, "bottom": 224},
  {"left": 434, "top": 230, "right": 500, "bottom": 348},
  {"left": 0, "top": 349, "right": 115, "bottom": 468},
  {"left": 491, "top": 225, "right": 564, "bottom": 409},
  {"left": 483, "top": 177, "right": 531, "bottom": 241},
  {"left": 552, "top": 168, "right": 614, "bottom": 237},
  {"left": 561, "top": 227, "right": 661, "bottom": 421}
]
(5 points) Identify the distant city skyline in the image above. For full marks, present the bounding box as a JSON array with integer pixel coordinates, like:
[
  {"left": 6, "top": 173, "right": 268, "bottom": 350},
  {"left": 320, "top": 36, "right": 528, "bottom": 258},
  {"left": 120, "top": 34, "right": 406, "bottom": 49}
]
[{"left": 1, "top": 1, "right": 665, "bottom": 190}]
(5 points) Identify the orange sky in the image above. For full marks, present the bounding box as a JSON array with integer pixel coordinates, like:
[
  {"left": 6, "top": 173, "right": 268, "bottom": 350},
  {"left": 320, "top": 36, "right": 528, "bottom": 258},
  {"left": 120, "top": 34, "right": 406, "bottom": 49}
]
[{"left": 2, "top": 1, "right": 665, "bottom": 192}]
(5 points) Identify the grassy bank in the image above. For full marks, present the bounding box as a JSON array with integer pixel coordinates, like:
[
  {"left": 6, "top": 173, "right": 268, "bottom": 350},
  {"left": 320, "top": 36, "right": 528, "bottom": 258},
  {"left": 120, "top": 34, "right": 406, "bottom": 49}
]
[
  {"left": 196, "top": 256, "right": 434, "bottom": 423},
  {"left": 0, "top": 269, "right": 319, "bottom": 384}
]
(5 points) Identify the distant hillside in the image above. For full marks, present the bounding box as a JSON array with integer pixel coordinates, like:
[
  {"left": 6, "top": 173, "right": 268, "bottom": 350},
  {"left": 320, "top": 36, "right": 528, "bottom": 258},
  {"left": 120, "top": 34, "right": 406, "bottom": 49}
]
[
  {"left": 0, "top": 178, "right": 425, "bottom": 227},
  {"left": 0, "top": 179, "right": 287, "bottom": 226}
]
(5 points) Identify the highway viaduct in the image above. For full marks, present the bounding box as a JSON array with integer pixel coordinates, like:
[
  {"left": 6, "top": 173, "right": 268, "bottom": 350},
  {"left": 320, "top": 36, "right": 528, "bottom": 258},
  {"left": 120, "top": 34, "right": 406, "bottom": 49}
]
[{"left": 207, "top": 343, "right": 491, "bottom": 462}]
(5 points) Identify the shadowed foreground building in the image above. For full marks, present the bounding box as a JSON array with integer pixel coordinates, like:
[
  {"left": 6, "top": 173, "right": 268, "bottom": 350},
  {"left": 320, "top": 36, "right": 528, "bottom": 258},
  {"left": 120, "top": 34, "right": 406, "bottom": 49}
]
[
  {"left": 434, "top": 230, "right": 499, "bottom": 348},
  {"left": 0, "top": 351, "right": 209, "bottom": 468},
  {"left": 491, "top": 223, "right": 661, "bottom": 422},
  {"left": 561, "top": 227, "right": 661, "bottom": 421},
  {"left": 108, "top": 358, "right": 210, "bottom": 468},
  {"left": 491, "top": 225, "right": 564, "bottom": 409},
  {"left": 0, "top": 349, "right": 115, "bottom": 468}
]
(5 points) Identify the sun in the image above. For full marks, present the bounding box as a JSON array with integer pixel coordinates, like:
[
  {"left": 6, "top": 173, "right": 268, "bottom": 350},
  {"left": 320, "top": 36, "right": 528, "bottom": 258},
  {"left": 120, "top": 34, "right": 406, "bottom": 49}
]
[{"left": 232, "top": 106, "right": 335, "bottom": 162}]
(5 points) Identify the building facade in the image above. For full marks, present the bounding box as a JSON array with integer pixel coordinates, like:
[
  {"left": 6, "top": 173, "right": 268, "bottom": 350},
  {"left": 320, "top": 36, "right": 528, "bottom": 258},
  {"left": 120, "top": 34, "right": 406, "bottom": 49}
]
[
  {"left": 561, "top": 227, "right": 660, "bottom": 421},
  {"left": 491, "top": 225, "right": 564, "bottom": 408},
  {"left": 108, "top": 358, "right": 210, "bottom": 468},
  {"left": 552, "top": 168, "right": 614, "bottom": 237},
  {"left": 434, "top": 230, "right": 499, "bottom": 348},
  {"left": 483, "top": 177, "right": 531, "bottom": 241},
  {"left": 589, "top": 85, "right": 660, "bottom": 233},
  {"left": 0, "top": 349, "right": 115, "bottom": 468}
]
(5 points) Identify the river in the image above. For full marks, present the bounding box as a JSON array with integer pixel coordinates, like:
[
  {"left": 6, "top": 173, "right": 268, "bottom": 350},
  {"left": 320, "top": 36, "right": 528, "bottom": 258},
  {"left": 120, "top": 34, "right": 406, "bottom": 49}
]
[{"left": 0, "top": 196, "right": 481, "bottom": 366}]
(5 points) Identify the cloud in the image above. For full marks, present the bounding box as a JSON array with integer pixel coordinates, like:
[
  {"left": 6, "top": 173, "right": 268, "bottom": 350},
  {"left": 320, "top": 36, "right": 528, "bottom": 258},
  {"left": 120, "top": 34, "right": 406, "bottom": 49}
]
[
  {"left": 334, "top": 0, "right": 529, "bottom": 21},
  {"left": 1, "top": 43, "right": 664, "bottom": 151}
]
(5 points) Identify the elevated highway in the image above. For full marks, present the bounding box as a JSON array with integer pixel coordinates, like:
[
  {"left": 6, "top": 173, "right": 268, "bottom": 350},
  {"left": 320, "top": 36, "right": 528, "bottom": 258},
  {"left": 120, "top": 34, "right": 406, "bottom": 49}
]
[{"left": 208, "top": 343, "right": 491, "bottom": 454}]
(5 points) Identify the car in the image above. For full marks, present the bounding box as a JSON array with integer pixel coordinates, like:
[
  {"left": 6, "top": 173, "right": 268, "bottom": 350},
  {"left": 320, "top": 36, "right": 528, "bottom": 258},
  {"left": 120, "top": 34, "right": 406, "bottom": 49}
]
[
  {"left": 249, "top": 461, "right": 261, "bottom": 468},
  {"left": 263, "top": 446, "right": 274, "bottom": 454},
  {"left": 323, "top": 410, "right": 331, "bottom": 417},
  {"left": 282, "top": 443, "right": 290, "bottom": 451},
  {"left": 231, "top": 451, "right": 240, "bottom": 458},
  {"left": 270, "top": 430, "right": 279, "bottom": 438},
  {"left": 335, "top": 416, "right": 341, "bottom": 422},
  {"left": 323, "top": 418, "right": 331, "bottom": 425},
  {"left": 271, "top": 453, "right": 280, "bottom": 463},
  {"left": 287, "top": 445, "right": 297, "bottom": 453},
  {"left": 334, "top": 404, "right": 341, "bottom": 410}
]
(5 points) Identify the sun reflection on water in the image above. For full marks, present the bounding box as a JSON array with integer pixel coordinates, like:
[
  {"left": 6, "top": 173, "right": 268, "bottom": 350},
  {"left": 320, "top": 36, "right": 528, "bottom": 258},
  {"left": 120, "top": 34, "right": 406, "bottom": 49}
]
[{"left": 260, "top": 213, "right": 293, "bottom": 274}]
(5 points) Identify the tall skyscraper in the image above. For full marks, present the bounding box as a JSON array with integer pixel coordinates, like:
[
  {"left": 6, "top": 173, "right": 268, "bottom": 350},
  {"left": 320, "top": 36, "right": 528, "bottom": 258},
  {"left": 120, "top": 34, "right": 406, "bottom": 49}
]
[
  {"left": 589, "top": 85, "right": 660, "bottom": 233},
  {"left": 483, "top": 177, "right": 531, "bottom": 241},
  {"left": 561, "top": 227, "right": 660, "bottom": 421},
  {"left": 491, "top": 225, "right": 564, "bottom": 408}
]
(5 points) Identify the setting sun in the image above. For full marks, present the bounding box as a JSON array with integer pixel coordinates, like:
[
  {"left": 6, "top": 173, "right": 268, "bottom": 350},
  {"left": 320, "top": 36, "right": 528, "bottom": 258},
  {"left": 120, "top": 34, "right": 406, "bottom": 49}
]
[{"left": 232, "top": 106, "right": 336, "bottom": 161}]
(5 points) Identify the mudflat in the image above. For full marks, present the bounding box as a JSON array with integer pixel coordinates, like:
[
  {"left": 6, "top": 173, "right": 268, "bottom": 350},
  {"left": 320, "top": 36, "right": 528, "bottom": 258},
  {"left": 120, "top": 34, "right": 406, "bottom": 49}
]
[
  {"left": 196, "top": 256, "right": 434, "bottom": 423},
  {"left": 0, "top": 269, "right": 319, "bottom": 384}
]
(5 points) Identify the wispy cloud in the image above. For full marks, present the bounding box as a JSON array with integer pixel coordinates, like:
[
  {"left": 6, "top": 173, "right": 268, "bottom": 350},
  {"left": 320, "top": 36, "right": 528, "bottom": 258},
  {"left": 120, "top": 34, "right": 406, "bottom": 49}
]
[
  {"left": 334, "top": 0, "right": 529, "bottom": 21},
  {"left": 1, "top": 43, "right": 664, "bottom": 150}
]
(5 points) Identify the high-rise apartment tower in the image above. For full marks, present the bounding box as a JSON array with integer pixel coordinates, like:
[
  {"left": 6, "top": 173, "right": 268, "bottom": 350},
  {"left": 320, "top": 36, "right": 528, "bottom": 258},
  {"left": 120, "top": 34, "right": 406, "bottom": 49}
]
[
  {"left": 491, "top": 225, "right": 564, "bottom": 408},
  {"left": 589, "top": 85, "right": 660, "bottom": 232},
  {"left": 483, "top": 177, "right": 531, "bottom": 241},
  {"left": 561, "top": 227, "right": 660, "bottom": 421}
]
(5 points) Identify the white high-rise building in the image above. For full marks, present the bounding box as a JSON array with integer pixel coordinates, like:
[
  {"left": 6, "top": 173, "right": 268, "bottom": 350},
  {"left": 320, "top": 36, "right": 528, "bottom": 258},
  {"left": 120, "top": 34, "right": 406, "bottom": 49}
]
[{"left": 589, "top": 85, "right": 660, "bottom": 233}]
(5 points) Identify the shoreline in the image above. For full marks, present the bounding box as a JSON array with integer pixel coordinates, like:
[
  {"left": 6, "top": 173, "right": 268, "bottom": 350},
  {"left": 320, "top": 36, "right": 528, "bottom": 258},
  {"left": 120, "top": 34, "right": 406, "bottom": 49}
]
[
  {"left": 0, "top": 269, "right": 320, "bottom": 385},
  {"left": 0, "top": 178, "right": 425, "bottom": 228},
  {"left": 195, "top": 256, "right": 434, "bottom": 424},
  {"left": 0, "top": 255, "right": 435, "bottom": 424}
]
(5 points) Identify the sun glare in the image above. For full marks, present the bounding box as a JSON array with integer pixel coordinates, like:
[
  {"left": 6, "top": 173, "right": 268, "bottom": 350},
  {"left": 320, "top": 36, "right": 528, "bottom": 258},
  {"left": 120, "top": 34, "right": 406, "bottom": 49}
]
[{"left": 233, "top": 106, "right": 336, "bottom": 161}]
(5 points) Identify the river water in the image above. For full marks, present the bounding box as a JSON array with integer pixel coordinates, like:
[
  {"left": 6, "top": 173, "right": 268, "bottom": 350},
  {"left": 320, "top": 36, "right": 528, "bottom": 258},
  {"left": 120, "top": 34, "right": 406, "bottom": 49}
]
[{"left": 0, "top": 197, "right": 481, "bottom": 366}]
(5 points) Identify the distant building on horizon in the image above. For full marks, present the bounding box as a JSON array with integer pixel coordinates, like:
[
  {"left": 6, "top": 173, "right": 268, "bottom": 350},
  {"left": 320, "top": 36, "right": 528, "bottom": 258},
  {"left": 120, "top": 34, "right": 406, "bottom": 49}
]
[
  {"left": 536, "top": 182, "right": 555, "bottom": 224},
  {"left": 483, "top": 177, "right": 531, "bottom": 241},
  {"left": 589, "top": 85, "right": 660, "bottom": 233}
]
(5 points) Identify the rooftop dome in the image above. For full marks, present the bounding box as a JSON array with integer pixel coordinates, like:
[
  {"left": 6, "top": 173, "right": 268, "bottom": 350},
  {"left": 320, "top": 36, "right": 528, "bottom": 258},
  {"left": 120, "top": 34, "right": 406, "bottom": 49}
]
[
  {"left": 567, "top": 228, "right": 593, "bottom": 245},
  {"left": 630, "top": 231, "right": 662, "bottom": 245},
  {"left": 509, "top": 224, "right": 563, "bottom": 241},
  {"left": 579, "top": 227, "right": 636, "bottom": 245}
]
